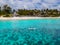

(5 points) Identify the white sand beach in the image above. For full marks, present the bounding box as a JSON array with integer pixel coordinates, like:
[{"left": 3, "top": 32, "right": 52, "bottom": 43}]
[{"left": 0, "top": 17, "right": 60, "bottom": 20}]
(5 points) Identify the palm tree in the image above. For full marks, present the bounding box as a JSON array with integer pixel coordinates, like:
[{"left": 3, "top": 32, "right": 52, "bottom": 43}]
[
  {"left": 0, "top": 7, "right": 1, "bottom": 16},
  {"left": 0, "top": 7, "right": 1, "bottom": 13},
  {"left": 2, "top": 4, "right": 12, "bottom": 17}
]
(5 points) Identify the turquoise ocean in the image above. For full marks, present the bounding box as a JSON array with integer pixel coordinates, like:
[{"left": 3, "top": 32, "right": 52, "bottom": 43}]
[{"left": 0, "top": 19, "right": 60, "bottom": 45}]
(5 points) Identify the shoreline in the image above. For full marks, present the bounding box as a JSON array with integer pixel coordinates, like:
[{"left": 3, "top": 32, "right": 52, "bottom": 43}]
[{"left": 0, "top": 17, "right": 60, "bottom": 20}]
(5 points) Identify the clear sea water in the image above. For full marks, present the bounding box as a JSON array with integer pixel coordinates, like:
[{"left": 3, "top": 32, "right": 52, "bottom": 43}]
[{"left": 0, "top": 19, "right": 60, "bottom": 45}]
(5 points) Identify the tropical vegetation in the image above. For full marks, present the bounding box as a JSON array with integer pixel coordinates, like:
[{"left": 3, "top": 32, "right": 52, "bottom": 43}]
[{"left": 0, "top": 4, "right": 60, "bottom": 17}]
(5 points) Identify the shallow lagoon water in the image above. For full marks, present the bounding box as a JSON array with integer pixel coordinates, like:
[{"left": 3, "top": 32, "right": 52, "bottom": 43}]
[{"left": 0, "top": 19, "right": 60, "bottom": 45}]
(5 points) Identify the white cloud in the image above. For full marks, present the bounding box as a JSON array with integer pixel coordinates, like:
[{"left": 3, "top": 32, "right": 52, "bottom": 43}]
[
  {"left": 43, "top": 0, "right": 58, "bottom": 4},
  {"left": 0, "top": 0, "right": 60, "bottom": 10},
  {"left": 32, "top": 0, "right": 41, "bottom": 3},
  {"left": 41, "top": 3, "right": 49, "bottom": 8},
  {"left": 9, "top": 0, "right": 14, "bottom": 4}
]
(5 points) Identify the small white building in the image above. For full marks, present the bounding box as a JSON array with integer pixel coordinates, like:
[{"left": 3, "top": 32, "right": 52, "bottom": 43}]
[{"left": 13, "top": 11, "right": 19, "bottom": 17}]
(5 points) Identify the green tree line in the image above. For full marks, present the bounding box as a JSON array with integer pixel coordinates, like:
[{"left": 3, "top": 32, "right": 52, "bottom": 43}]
[{"left": 0, "top": 4, "right": 60, "bottom": 17}]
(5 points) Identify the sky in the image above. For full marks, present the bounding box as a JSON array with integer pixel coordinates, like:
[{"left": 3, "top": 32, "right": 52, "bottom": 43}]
[{"left": 0, "top": 0, "right": 60, "bottom": 10}]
